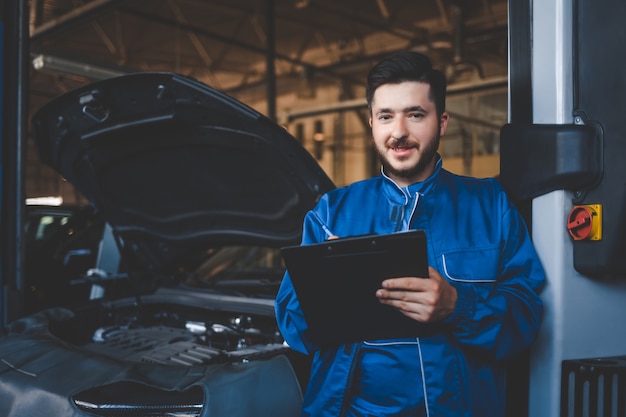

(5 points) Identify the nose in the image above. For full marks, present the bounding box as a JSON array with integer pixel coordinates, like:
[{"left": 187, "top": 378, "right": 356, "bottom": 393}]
[{"left": 391, "top": 117, "right": 408, "bottom": 140}]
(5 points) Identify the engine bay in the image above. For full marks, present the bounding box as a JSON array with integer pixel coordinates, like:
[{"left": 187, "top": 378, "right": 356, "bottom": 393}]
[
  {"left": 49, "top": 298, "right": 288, "bottom": 366},
  {"left": 84, "top": 312, "right": 287, "bottom": 365}
]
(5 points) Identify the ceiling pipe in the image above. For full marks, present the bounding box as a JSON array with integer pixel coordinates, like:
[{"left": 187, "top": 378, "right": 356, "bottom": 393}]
[
  {"left": 266, "top": 0, "right": 277, "bottom": 122},
  {"left": 447, "top": 1, "right": 484, "bottom": 81},
  {"left": 376, "top": 0, "right": 390, "bottom": 19},
  {"left": 278, "top": 75, "right": 507, "bottom": 124},
  {"left": 451, "top": 2, "right": 464, "bottom": 64}
]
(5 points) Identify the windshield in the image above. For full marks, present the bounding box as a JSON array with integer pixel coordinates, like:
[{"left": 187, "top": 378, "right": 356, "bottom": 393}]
[{"left": 183, "top": 246, "right": 286, "bottom": 297}]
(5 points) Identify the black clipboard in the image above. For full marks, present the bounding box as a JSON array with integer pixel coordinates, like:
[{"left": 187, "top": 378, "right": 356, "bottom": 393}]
[{"left": 281, "top": 229, "right": 434, "bottom": 347}]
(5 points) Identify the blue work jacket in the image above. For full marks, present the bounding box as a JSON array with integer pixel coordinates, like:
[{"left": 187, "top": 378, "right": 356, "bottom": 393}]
[{"left": 275, "top": 158, "right": 546, "bottom": 417}]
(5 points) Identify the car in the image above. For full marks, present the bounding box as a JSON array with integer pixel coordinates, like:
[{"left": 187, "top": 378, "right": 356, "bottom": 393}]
[
  {"left": 0, "top": 72, "right": 335, "bottom": 416},
  {"left": 24, "top": 203, "right": 105, "bottom": 315}
]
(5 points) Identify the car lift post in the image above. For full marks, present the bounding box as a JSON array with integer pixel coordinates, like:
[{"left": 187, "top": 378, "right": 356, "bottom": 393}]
[{"left": 1, "top": 0, "right": 30, "bottom": 331}]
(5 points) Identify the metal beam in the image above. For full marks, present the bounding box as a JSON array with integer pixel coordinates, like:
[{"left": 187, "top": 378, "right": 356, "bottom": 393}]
[
  {"left": 30, "top": 0, "right": 122, "bottom": 41},
  {"left": 279, "top": 75, "right": 508, "bottom": 123}
]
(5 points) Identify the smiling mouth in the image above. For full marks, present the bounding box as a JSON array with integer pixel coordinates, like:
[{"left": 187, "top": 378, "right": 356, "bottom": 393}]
[
  {"left": 389, "top": 146, "right": 416, "bottom": 160},
  {"left": 388, "top": 137, "right": 415, "bottom": 151},
  {"left": 389, "top": 140, "right": 416, "bottom": 153}
]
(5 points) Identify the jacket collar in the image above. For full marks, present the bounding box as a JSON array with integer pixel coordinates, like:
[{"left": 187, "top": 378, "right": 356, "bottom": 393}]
[{"left": 381, "top": 154, "right": 443, "bottom": 204}]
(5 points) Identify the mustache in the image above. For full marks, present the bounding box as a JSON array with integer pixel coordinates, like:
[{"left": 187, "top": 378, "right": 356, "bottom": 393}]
[{"left": 388, "top": 137, "right": 414, "bottom": 148}]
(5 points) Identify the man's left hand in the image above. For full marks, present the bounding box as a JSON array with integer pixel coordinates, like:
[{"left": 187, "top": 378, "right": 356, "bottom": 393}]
[{"left": 375, "top": 266, "right": 458, "bottom": 323}]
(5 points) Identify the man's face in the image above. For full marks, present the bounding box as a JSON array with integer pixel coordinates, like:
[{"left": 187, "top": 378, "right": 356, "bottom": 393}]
[{"left": 369, "top": 81, "right": 449, "bottom": 187}]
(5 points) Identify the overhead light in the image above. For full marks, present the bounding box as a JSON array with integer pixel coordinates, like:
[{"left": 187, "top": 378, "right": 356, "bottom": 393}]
[
  {"left": 26, "top": 196, "right": 63, "bottom": 206},
  {"left": 313, "top": 120, "right": 324, "bottom": 160},
  {"left": 428, "top": 33, "right": 453, "bottom": 50},
  {"left": 295, "top": 0, "right": 310, "bottom": 8},
  {"left": 313, "top": 120, "right": 324, "bottom": 142},
  {"left": 32, "top": 54, "right": 126, "bottom": 80}
]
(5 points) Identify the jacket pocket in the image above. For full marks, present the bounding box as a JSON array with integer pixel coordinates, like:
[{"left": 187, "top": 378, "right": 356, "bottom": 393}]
[{"left": 441, "top": 248, "right": 498, "bottom": 283}]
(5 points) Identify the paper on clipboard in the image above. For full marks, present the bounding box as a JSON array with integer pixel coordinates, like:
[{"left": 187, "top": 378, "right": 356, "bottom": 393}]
[{"left": 280, "top": 229, "right": 435, "bottom": 347}]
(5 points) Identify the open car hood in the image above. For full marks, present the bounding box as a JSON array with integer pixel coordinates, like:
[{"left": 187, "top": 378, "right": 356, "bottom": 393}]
[{"left": 31, "top": 73, "right": 335, "bottom": 272}]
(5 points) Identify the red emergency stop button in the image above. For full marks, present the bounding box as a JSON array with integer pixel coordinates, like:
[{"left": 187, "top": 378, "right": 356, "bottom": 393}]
[{"left": 567, "top": 204, "right": 602, "bottom": 241}]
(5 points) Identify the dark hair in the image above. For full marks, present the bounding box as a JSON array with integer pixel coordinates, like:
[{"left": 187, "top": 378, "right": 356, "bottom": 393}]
[{"left": 365, "top": 51, "right": 447, "bottom": 117}]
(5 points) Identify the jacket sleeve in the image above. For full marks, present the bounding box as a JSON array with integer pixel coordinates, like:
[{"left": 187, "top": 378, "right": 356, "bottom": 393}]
[
  {"left": 444, "top": 190, "right": 546, "bottom": 361},
  {"left": 275, "top": 209, "right": 328, "bottom": 354}
]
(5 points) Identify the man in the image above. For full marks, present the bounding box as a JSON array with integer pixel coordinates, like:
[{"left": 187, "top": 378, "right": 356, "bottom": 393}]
[{"left": 275, "top": 51, "right": 545, "bottom": 417}]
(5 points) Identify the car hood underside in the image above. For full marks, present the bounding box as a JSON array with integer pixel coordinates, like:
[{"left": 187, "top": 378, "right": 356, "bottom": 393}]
[{"left": 31, "top": 72, "right": 335, "bottom": 273}]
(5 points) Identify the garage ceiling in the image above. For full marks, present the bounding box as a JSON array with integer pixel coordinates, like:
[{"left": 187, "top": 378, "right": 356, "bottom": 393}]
[
  {"left": 29, "top": 0, "right": 508, "bottom": 107},
  {"left": 25, "top": 0, "right": 509, "bottom": 200}
]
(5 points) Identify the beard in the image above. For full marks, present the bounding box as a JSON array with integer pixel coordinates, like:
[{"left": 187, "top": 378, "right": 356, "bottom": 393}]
[{"left": 374, "top": 132, "right": 440, "bottom": 183}]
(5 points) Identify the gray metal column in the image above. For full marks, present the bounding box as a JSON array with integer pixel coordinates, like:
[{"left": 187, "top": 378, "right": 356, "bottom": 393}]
[{"left": 527, "top": 0, "right": 626, "bottom": 415}]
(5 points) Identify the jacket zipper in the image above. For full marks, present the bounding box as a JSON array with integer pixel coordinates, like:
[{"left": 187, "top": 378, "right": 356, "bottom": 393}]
[
  {"left": 338, "top": 191, "right": 425, "bottom": 416},
  {"left": 407, "top": 191, "right": 420, "bottom": 230}
]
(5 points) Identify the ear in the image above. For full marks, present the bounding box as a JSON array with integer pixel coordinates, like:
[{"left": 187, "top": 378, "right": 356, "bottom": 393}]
[
  {"left": 439, "top": 112, "right": 449, "bottom": 136},
  {"left": 368, "top": 117, "right": 373, "bottom": 128}
]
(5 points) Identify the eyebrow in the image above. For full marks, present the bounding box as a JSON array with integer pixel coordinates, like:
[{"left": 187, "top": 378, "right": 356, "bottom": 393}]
[{"left": 376, "top": 105, "right": 427, "bottom": 115}]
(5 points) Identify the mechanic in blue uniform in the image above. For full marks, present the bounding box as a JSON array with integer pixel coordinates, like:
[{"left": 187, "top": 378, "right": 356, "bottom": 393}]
[{"left": 275, "top": 51, "right": 546, "bottom": 417}]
